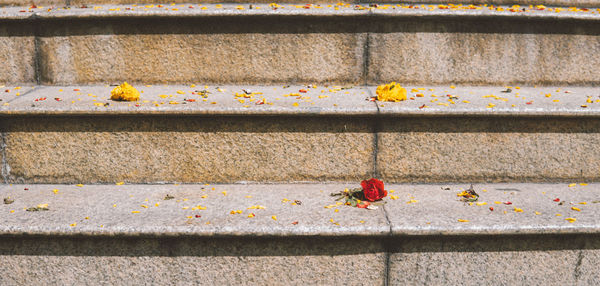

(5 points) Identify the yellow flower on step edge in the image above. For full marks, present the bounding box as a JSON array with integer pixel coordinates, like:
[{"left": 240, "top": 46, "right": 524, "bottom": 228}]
[
  {"left": 376, "top": 82, "right": 407, "bottom": 102},
  {"left": 110, "top": 82, "right": 140, "bottom": 101}
]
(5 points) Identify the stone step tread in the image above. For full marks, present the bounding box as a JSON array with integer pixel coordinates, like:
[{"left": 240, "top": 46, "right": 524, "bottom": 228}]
[
  {"left": 1, "top": 3, "right": 599, "bottom": 20},
  {"left": 3, "top": 85, "right": 600, "bottom": 116},
  {"left": 1, "top": 182, "right": 598, "bottom": 237}
]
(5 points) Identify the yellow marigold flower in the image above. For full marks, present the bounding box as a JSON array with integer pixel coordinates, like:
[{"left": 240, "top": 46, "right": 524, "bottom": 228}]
[
  {"left": 110, "top": 82, "right": 140, "bottom": 101},
  {"left": 376, "top": 82, "right": 407, "bottom": 102}
]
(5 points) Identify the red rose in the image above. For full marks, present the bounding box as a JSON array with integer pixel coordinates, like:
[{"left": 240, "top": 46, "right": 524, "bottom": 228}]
[{"left": 361, "top": 178, "right": 387, "bottom": 202}]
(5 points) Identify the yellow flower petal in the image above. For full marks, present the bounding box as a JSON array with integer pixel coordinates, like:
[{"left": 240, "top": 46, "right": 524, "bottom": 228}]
[
  {"left": 110, "top": 82, "right": 140, "bottom": 101},
  {"left": 376, "top": 82, "right": 407, "bottom": 102}
]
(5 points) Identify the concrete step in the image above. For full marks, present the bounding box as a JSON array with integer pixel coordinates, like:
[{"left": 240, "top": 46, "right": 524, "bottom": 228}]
[
  {"left": 0, "top": 182, "right": 599, "bottom": 284},
  {"left": 1, "top": 4, "right": 600, "bottom": 86},
  {"left": 5, "top": 0, "right": 600, "bottom": 7},
  {"left": 1, "top": 84, "right": 600, "bottom": 184},
  {"left": 4, "top": 0, "right": 600, "bottom": 8}
]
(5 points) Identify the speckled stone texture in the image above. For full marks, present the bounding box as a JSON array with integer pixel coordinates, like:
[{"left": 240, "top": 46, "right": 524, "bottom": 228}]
[
  {"left": 5, "top": 0, "right": 600, "bottom": 7},
  {"left": 38, "top": 17, "right": 366, "bottom": 85},
  {"left": 0, "top": 0, "right": 61, "bottom": 6},
  {"left": 390, "top": 235, "right": 600, "bottom": 285},
  {"left": 0, "top": 21, "right": 35, "bottom": 85},
  {"left": 367, "top": 17, "right": 600, "bottom": 86},
  {"left": 2, "top": 116, "right": 375, "bottom": 183},
  {"left": 378, "top": 117, "right": 600, "bottom": 182},
  {"left": 0, "top": 236, "right": 386, "bottom": 285},
  {"left": 383, "top": 0, "right": 600, "bottom": 7}
]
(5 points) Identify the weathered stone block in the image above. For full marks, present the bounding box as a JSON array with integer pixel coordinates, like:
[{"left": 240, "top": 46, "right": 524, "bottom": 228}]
[
  {"left": 368, "top": 18, "right": 600, "bottom": 86},
  {"left": 377, "top": 117, "right": 600, "bottom": 182},
  {"left": 2, "top": 116, "right": 374, "bottom": 183},
  {"left": 38, "top": 17, "right": 366, "bottom": 85}
]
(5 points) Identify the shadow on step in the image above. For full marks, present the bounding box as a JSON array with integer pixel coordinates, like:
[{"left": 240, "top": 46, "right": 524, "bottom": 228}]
[{"left": 0, "top": 235, "right": 384, "bottom": 257}]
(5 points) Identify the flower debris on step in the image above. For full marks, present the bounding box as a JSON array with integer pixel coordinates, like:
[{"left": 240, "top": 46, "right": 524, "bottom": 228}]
[
  {"left": 331, "top": 178, "right": 388, "bottom": 209},
  {"left": 457, "top": 184, "right": 479, "bottom": 202}
]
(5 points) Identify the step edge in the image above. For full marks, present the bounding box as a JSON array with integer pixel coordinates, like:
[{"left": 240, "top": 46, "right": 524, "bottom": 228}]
[{"left": 0, "top": 4, "right": 598, "bottom": 21}]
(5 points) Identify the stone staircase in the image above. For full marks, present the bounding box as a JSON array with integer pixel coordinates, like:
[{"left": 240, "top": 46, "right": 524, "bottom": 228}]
[{"left": 1, "top": 2, "right": 600, "bottom": 285}]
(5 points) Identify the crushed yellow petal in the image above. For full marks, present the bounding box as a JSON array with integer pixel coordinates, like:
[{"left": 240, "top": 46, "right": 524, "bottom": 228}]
[
  {"left": 572, "top": 207, "right": 581, "bottom": 211},
  {"left": 514, "top": 208, "right": 523, "bottom": 213},
  {"left": 376, "top": 82, "right": 407, "bottom": 102},
  {"left": 535, "top": 211, "right": 541, "bottom": 215},
  {"left": 116, "top": 181, "right": 124, "bottom": 185},
  {"left": 565, "top": 218, "right": 576, "bottom": 223},
  {"left": 457, "top": 219, "right": 469, "bottom": 222},
  {"left": 271, "top": 215, "right": 277, "bottom": 220},
  {"left": 110, "top": 82, "right": 140, "bottom": 101},
  {"left": 568, "top": 183, "right": 577, "bottom": 187}
]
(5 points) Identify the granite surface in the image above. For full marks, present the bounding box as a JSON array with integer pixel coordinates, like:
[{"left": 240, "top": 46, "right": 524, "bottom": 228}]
[
  {"left": 385, "top": 183, "right": 600, "bottom": 235},
  {"left": 2, "top": 115, "right": 375, "bottom": 183},
  {"left": 36, "top": 15, "right": 366, "bottom": 85},
  {"left": 0, "top": 184, "right": 390, "bottom": 236},
  {"left": 3, "top": 85, "right": 600, "bottom": 116},
  {"left": 3, "top": 85, "right": 600, "bottom": 183},
  {"left": 0, "top": 4, "right": 599, "bottom": 85},
  {"left": 389, "top": 234, "right": 600, "bottom": 285},
  {"left": 1, "top": 0, "right": 600, "bottom": 7},
  {"left": 3, "top": 85, "right": 377, "bottom": 115},
  {"left": 1, "top": 183, "right": 600, "bottom": 284},
  {"left": 0, "top": 236, "right": 386, "bottom": 285},
  {"left": 1, "top": 183, "right": 600, "bottom": 236}
]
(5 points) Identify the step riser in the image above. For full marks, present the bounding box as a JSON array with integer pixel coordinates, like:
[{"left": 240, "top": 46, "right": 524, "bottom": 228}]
[
  {"left": 3, "top": 116, "right": 600, "bottom": 183},
  {"left": 3, "top": 16, "right": 600, "bottom": 86},
  {"left": 0, "top": 236, "right": 386, "bottom": 285},
  {"left": 1, "top": 235, "right": 597, "bottom": 285},
  {"left": 391, "top": 235, "right": 600, "bottom": 285},
  {"left": 2, "top": 116, "right": 376, "bottom": 184}
]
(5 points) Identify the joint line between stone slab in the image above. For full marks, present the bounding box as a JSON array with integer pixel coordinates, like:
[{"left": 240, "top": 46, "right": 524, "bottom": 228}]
[
  {"left": 382, "top": 203, "right": 392, "bottom": 286},
  {"left": 33, "top": 17, "right": 42, "bottom": 86},
  {"left": 1, "top": 132, "right": 8, "bottom": 184},
  {"left": 363, "top": 34, "right": 370, "bottom": 85},
  {"left": 369, "top": 87, "right": 380, "bottom": 179}
]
